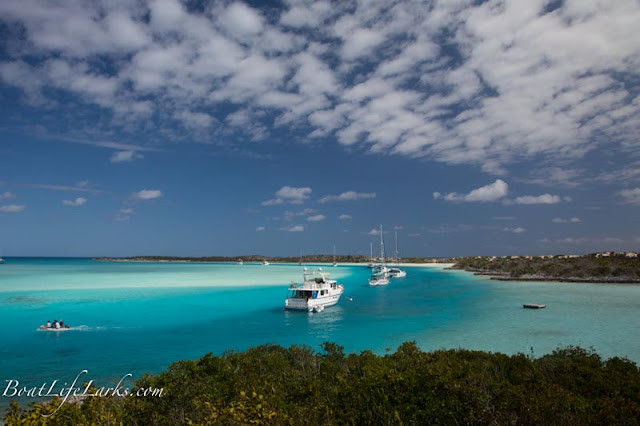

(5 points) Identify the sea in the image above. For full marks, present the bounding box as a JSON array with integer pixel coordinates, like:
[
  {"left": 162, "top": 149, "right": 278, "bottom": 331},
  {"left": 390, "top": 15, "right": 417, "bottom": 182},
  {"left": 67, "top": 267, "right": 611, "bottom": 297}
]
[{"left": 1, "top": 258, "right": 639, "bottom": 407}]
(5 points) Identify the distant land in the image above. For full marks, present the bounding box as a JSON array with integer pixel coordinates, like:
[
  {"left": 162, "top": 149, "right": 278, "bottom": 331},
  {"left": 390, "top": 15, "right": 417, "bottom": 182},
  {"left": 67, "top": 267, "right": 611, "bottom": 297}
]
[
  {"left": 94, "top": 252, "right": 640, "bottom": 283},
  {"left": 450, "top": 252, "right": 640, "bottom": 283}
]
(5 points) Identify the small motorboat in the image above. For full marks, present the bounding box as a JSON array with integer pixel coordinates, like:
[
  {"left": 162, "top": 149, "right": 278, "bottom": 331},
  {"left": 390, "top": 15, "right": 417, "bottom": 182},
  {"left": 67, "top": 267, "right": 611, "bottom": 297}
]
[
  {"left": 38, "top": 325, "right": 71, "bottom": 331},
  {"left": 523, "top": 304, "right": 546, "bottom": 309}
]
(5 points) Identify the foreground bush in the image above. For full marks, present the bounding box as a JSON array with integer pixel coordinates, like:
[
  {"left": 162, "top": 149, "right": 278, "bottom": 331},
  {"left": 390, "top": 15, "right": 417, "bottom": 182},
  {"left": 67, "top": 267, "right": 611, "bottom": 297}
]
[{"left": 5, "top": 343, "right": 640, "bottom": 425}]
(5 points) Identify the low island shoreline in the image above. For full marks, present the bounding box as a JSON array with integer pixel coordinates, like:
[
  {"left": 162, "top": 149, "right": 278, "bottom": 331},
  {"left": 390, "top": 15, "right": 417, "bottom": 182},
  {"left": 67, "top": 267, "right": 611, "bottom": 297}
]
[{"left": 95, "top": 251, "right": 640, "bottom": 284}]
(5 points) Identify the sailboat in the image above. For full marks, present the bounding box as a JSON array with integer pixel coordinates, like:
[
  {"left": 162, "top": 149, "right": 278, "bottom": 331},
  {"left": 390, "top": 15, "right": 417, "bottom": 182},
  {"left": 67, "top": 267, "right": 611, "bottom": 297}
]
[
  {"left": 332, "top": 245, "right": 338, "bottom": 267},
  {"left": 367, "top": 243, "right": 374, "bottom": 268},
  {"left": 388, "top": 230, "right": 406, "bottom": 278},
  {"left": 369, "top": 225, "right": 390, "bottom": 286}
]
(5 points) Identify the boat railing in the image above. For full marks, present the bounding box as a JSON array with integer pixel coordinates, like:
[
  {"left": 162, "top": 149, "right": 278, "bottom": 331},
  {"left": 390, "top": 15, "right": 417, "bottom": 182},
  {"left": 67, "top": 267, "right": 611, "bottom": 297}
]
[{"left": 289, "top": 281, "right": 335, "bottom": 290}]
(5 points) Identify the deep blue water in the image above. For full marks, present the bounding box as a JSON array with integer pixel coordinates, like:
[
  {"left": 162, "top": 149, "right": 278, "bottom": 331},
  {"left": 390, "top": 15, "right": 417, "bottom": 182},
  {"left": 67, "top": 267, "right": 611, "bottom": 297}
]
[{"left": 1, "top": 258, "right": 639, "bottom": 407}]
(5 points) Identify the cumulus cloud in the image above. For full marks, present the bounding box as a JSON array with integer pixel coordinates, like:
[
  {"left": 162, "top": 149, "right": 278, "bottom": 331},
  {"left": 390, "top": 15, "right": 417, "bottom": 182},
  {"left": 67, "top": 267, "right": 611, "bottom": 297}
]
[
  {"left": 504, "top": 227, "right": 526, "bottom": 234},
  {"left": 62, "top": 197, "right": 87, "bottom": 206},
  {"left": 0, "top": 192, "right": 14, "bottom": 200},
  {"left": 110, "top": 150, "right": 143, "bottom": 163},
  {"left": 552, "top": 217, "right": 582, "bottom": 223},
  {"left": 510, "top": 194, "right": 562, "bottom": 205},
  {"left": 114, "top": 207, "right": 134, "bottom": 221},
  {"left": 0, "top": 0, "right": 639, "bottom": 182},
  {"left": 256, "top": 226, "right": 266, "bottom": 231},
  {"left": 0, "top": 204, "right": 26, "bottom": 213},
  {"left": 263, "top": 186, "right": 312, "bottom": 206},
  {"left": 306, "top": 214, "right": 325, "bottom": 222},
  {"left": 132, "top": 189, "right": 162, "bottom": 200},
  {"left": 261, "top": 198, "right": 284, "bottom": 206},
  {"left": 281, "top": 225, "right": 304, "bottom": 232},
  {"left": 433, "top": 180, "right": 508, "bottom": 203},
  {"left": 284, "top": 209, "right": 316, "bottom": 221},
  {"left": 318, "top": 191, "right": 376, "bottom": 203},
  {"left": 339, "top": 214, "right": 352, "bottom": 220},
  {"left": 618, "top": 188, "right": 640, "bottom": 204}
]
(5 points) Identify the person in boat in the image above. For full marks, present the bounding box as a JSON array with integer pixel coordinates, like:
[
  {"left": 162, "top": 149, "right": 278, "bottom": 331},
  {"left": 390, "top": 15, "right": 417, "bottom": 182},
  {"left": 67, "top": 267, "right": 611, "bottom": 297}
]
[
  {"left": 60, "top": 320, "right": 64, "bottom": 328},
  {"left": 45, "top": 320, "right": 51, "bottom": 328},
  {"left": 53, "top": 320, "right": 60, "bottom": 329}
]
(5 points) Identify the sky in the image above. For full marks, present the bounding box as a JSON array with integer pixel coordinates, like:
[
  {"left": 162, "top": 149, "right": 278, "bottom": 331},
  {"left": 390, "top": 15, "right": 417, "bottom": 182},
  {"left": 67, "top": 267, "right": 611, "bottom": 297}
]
[{"left": 0, "top": 0, "right": 639, "bottom": 258}]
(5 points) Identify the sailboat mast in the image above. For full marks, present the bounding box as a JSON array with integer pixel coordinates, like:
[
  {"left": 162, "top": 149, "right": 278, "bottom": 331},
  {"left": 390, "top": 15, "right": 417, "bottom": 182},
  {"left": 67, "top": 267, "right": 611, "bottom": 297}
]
[{"left": 379, "top": 224, "right": 385, "bottom": 265}]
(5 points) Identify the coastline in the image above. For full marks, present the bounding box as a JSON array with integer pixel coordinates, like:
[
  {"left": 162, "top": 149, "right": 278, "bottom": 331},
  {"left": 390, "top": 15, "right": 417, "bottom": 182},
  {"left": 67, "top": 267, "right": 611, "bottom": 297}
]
[
  {"left": 452, "top": 268, "right": 640, "bottom": 284},
  {"left": 93, "top": 258, "right": 455, "bottom": 268}
]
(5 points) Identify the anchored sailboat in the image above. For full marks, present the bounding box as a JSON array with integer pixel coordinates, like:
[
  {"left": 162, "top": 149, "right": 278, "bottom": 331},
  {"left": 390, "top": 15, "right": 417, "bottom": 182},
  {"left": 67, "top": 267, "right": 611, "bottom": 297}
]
[
  {"left": 369, "top": 225, "right": 389, "bottom": 286},
  {"left": 388, "top": 230, "right": 406, "bottom": 278}
]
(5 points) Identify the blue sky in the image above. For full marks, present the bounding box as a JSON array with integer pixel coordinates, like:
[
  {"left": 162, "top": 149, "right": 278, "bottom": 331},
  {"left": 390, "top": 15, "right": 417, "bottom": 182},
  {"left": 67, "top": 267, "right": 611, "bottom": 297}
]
[{"left": 0, "top": 0, "right": 639, "bottom": 257}]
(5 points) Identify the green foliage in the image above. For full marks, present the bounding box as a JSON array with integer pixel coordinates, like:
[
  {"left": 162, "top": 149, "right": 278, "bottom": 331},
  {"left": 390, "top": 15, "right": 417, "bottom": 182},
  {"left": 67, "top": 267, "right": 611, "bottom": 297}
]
[
  {"left": 6, "top": 344, "right": 640, "bottom": 425},
  {"left": 453, "top": 253, "right": 640, "bottom": 282}
]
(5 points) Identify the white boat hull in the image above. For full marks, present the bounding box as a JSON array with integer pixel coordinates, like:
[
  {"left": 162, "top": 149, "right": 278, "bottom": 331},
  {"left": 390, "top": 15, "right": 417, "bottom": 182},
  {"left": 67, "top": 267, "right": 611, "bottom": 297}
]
[
  {"left": 285, "top": 292, "right": 342, "bottom": 311},
  {"left": 369, "top": 277, "right": 389, "bottom": 286},
  {"left": 38, "top": 326, "right": 71, "bottom": 331}
]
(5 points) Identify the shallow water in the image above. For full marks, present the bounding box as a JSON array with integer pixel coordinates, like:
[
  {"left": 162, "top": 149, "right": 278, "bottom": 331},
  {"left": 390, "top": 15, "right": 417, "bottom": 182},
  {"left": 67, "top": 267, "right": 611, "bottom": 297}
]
[{"left": 1, "top": 258, "right": 638, "bottom": 406}]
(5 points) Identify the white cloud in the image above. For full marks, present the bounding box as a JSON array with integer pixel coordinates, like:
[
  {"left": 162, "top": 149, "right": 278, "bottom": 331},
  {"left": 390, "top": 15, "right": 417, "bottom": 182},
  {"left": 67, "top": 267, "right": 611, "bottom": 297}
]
[
  {"left": 618, "top": 188, "right": 640, "bottom": 204},
  {"left": 434, "top": 179, "right": 508, "bottom": 203},
  {"left": 263, "top": 186, "right": 312, "bottom": 206},
  {"left": 0, "top": 192, "right": 14, "bottom": 200},
  {"left": 284, "top": 208, "right": 316, "bottom": 221},
  {"left": 306, "top": 214, "right": 326, "bottom": 222},
  {"left": 276, "top": 186, "right": 311, "bottom": 202},
  {"left": 318, "top": 191, "right": 376, "bottom": 203},
  {"left": 339, "top": 214, "right": 352, "bottom": 220},
  {"left": 511, "top": 227, "right": 526, "bottom": 234},
  {"left": 0, "top": 204, "right": 26, "bottom": 213},
  {"left": 115, "top": 207, "right": 134, "bottom": 221},
  {"left": 220, "top": 2, "right": 264, "bottom": 39},
  {"left": 110, "top": 150, "right": 143, "bottom": 163},
  {"left": 24, "top": 183, "right": 101, "bottom": 193},
  {"left": 493, "top": 216, "right": 516, "bottom": 221},
  {"left": 261, "top": 198, "right": 284, "bottom": 206},
  {"left": 132, "top": 189, "right": 163, "bottom": 200},
  {"left": 0, "top": 0, "right": 638, "bottom": 178},
  {"left": 552, "top": 217, "right": 582, "bottom": 223},
  {"left": 510, "top": 194, "right": 562, "bottom": 205},
  {"left": 282, "top": 225, "right": 304, "bottom": 232},
  {"left": 256, "top": 226, "right": 266, "bottom": 231},
  {"left": 368, "top": 228, "right": 381, "bottom": 236},
  {"left": 62, "top": 197, "right": 87, "bottom": 206}
]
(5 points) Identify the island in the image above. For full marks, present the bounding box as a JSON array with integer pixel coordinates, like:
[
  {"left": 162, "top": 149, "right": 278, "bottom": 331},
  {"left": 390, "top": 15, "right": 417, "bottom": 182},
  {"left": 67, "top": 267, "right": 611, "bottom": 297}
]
[
  {"left": 95, "top": 251, "right": 640, "bottom": 283},
  {"left": 449, "top": 252, "right": 640, "bottom": 283}
]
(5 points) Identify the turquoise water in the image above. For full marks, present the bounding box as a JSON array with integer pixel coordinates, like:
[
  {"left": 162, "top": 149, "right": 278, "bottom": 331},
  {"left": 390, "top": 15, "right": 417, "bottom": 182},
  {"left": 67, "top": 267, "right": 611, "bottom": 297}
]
[{"left": 1, "top": 258, "right": 639, "bottom": 406}]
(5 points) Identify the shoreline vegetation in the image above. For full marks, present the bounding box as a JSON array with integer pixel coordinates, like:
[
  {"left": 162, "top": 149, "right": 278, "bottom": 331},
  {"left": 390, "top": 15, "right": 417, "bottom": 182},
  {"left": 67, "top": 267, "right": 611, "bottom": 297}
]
[
  {"left": 94, "top": 251, "right": 640, "bottom": 284},
  {"left": 5, "top": 343, "right": 640, "bottom": 424}
]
